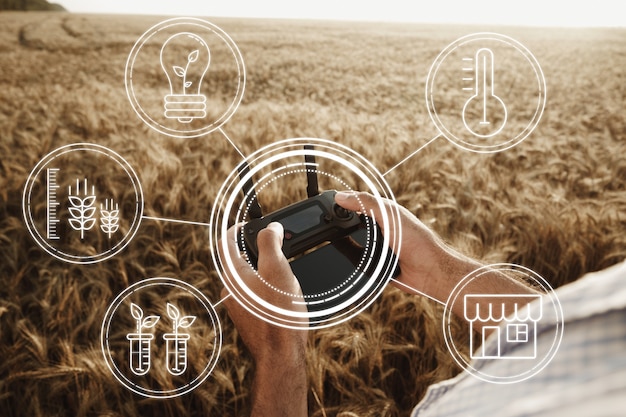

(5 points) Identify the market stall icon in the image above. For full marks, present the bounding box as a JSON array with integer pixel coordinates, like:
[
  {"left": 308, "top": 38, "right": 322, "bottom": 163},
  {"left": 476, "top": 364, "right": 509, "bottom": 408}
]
[{"left": 464, "top": 294, "right": 543, "bottom": 360}]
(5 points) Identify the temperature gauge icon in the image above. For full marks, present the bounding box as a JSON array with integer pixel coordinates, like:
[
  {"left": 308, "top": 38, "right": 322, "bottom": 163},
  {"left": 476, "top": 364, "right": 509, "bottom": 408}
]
[
  {"left": 462, "top": 48, "right": 508, "bottom": 138},
  {"left": 426, "top": 32, "right": 546, "bottom": 153}
]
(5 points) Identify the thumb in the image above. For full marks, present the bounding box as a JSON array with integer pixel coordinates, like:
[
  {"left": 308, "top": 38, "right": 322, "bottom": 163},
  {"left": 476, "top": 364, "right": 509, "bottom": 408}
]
[
  {"left": 335, "top": 191, "right": 400, "bottom": 253},
  {"left": 256, "top": 222, "right": 306, "bottom": 315},
  {"left": 335, "top": 190, "right": 385, "bottom": 220},
  {"left": 256, "top": 222, "right": 295, "bottom": 286},
  {"left": 256, "top": 221, "right": 285, "bottom": 255}
]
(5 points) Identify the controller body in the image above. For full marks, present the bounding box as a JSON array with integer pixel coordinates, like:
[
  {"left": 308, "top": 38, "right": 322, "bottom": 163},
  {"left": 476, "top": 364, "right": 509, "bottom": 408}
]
[{"left": 240, "top": 190, "right": 362, "bottom": 264}]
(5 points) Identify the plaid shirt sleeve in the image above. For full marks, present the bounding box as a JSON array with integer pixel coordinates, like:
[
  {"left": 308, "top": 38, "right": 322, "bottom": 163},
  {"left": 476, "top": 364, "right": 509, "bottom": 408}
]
[{"left": 411, "top": 260, "right": 626, "bottom": 417}]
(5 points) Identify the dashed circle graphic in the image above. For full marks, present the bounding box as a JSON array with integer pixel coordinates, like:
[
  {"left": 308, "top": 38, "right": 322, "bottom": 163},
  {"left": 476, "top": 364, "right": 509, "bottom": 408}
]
[
  {"left": 101, "top": 277, "right": 222, "bottom": 398},
  {"left": 237, "top": 168, "right": 371, "bottom": 299},
  {"left": 210, "top": 138, "right": 401, "bottom": 329},
  {"left": 443, "top": 263, "right": 564, "bottom": 384},
  {"left": 22, "top": 142, "right": 143, "bottom": 264},
  {"left": 125, "top": 17, "right": 245, "bottom": 138},
  {"left": 426, "top": 32, "right": 546, "bottom": 153}
]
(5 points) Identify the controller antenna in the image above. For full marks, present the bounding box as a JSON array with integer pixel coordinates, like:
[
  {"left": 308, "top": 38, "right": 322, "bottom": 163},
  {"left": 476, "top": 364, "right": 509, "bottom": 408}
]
[
  {"left": 237, "top": 160, "right": 263, "bottom": 219},
  {"left": 304, "top": 144, "right": 319, "bottom": 198}
]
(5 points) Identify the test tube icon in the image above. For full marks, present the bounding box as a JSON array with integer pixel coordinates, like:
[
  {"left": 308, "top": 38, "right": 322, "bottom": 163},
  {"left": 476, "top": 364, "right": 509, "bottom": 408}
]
[
  {"left": 127, "top": 303, "right": 160, "bottom": 376},
  {"left": 163, "top": 302, "right": 196, "bottom": 376}
]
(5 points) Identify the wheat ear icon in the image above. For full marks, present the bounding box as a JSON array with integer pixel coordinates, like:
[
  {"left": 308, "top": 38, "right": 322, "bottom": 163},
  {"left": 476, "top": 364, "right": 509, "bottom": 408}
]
[
  {"left": 100, "top": 198, "right": 120, "bottom": 239},
  {"left": 67, "top": 178, "right": 97, "bottom": 239}
]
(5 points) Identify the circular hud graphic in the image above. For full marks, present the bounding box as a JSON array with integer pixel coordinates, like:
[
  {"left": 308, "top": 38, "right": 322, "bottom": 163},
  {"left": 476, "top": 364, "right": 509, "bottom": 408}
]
[{"left": 210, "top": 138, "right": 402, "bottom": 329}]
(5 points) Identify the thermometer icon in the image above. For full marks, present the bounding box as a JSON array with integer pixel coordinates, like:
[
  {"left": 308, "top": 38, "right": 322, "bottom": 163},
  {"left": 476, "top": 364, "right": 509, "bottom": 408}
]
[{"left": 462, "top": 48, "right": 507, "bottom": 138}]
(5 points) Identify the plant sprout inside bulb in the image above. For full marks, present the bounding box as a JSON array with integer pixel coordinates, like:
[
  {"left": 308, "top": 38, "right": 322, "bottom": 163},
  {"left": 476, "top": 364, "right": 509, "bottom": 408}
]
[{"left": 160, "top": 32, "right": 210, "bottom": 123}]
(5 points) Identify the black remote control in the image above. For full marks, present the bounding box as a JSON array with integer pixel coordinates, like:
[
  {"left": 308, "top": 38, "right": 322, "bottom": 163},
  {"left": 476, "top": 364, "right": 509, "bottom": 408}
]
[
  {"left": 235, "top": 146, "right": 400, "bottom": 314},
  {"left": 240, "top": 190, "right": 362, "bottom": 265}
]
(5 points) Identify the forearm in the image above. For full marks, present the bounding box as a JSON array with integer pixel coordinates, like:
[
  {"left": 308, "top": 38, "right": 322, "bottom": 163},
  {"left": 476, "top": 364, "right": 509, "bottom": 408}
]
[
  {"left": 430, "top": 238, "right": 540, "bottom": 332},
  {"left": 219, "top": 223, "right": 310, "bottom": 416},
  {"left": 422, "top": 233, "right": 533, "bottom": 298},
  {"left": 250, "top": 356, "right": 308, "bottom": 417}
]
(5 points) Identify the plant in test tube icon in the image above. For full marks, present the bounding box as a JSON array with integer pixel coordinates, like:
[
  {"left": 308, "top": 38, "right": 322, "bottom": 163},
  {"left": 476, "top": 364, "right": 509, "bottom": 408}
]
[
  {"left": 127, "top": 303, "right": 160, "bottom": 376},
  {"left": 163, "top": 302, "right": 196, "bottom": 376}
]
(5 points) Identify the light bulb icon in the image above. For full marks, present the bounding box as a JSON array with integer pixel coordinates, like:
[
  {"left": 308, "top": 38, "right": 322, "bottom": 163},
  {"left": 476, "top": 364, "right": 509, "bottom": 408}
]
[
  {"left": 160, "top": 32, "right": 210, "bottom": 123},
  {"left": 462, "top": 48, "right": 508, "bottom": 138}
]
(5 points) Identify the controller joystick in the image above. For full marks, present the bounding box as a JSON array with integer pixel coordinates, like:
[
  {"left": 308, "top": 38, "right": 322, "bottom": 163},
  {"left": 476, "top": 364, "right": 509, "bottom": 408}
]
[{"left": 333, "top": 203, "right": 353, "bottom": 220}]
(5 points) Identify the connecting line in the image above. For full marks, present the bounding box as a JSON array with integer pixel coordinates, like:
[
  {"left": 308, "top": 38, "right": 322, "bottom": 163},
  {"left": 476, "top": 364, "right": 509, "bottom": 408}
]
[
  {"left": 219, "top": 127, "right": 246, "bottom": 160},
  {"left": 213, "top": 292, "right": 231, "bottom": 308},
  {"left": 390, "top": 278, "right": 446, "bottom": 306},
  {"left": 142, "top": 215, "right": 211, "bottom": 228},
  {"left": 383, "top": 133, "right": 442, "bottom": 177}
]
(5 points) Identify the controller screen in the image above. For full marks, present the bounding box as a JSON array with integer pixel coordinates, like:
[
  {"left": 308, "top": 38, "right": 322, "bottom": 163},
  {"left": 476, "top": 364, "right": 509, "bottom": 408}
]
[{"left": 278, "top": 204, "right": 323, "bottom": 234}]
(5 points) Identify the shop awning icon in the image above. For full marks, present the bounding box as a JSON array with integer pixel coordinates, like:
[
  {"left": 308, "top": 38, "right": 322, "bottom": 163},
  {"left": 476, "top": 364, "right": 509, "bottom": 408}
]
[{"left": 464, "top": 294, "right": 542, "bottom": 359}]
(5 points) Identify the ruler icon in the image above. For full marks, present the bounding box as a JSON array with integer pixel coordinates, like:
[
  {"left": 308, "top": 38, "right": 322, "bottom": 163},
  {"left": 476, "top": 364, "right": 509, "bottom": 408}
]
[{"left": 46, "top": 168, "right": 61, "bottom": 240}]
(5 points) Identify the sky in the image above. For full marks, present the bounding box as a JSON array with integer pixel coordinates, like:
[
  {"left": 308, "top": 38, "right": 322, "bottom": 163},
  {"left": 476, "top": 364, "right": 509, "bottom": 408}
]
[{"left": 53, "top": 1, "right": 624, "bottom": 28}]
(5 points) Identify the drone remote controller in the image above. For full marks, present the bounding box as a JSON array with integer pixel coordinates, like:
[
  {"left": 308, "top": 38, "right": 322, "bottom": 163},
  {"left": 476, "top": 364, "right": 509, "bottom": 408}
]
[
  {"left": 241, "top": 190, "right": 363, "bottom": 264},
  {"left": 236, "top": 145, "right": 400, "bottom": 313}
]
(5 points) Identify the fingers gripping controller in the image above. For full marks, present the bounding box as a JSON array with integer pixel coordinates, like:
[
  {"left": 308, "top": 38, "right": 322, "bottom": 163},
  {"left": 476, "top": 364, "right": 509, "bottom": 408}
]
[
  {"left": 240, "top": 190, "right": 362, "bottom": 266},
  {"left": 220, "top": 140, "right": 401, "bottom": 320}
]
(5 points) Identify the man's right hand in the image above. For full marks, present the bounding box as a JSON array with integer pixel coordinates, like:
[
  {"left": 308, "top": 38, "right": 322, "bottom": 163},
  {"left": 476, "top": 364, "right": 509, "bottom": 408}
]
[
  {"left": 335, "top": 191, "right": 482, "bottom": 304},
  {"left": 335, "top": 191, "right": 538, "bottom": 330}
]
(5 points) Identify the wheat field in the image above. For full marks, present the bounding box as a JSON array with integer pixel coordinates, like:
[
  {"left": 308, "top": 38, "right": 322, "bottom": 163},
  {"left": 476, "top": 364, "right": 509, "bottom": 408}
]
[{"left": 0, "top": 11, "right": 625, "bottom": 417}]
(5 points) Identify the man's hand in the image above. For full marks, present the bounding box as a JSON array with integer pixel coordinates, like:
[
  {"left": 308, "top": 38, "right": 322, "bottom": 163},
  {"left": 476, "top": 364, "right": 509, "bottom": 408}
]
[
  {"left": 335, "top": 190, "right": 471, "bottom": 303},
  {"left": 219, "top": 222, "right": 308, "bottom": 417},
  {"left": 335, "top": 191, "right": 535, "bottom": 314}
]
